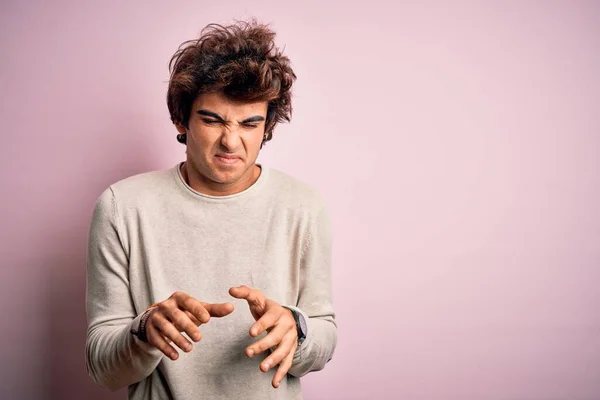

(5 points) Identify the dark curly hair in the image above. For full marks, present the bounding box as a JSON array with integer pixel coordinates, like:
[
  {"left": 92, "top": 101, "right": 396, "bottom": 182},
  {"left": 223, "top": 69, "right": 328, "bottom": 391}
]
[{"left": 167, "top": 20, "right": 297, "bottom": 144}]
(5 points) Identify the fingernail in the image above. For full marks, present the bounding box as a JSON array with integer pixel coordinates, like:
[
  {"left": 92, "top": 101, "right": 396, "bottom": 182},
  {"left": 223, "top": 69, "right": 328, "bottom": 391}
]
[
  {"left": 247, "top": 349, "right": 254, "bottom": 357},
  {"left": 263, "top": 363, "right": 270, "bottom": 370},
  {"left": 185, "top": 344, "right": 192, "bottom": 351}
]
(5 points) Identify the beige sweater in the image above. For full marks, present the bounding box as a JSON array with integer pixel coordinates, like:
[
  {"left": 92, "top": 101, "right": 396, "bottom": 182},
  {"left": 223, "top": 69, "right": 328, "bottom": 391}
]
[{"left": 85, "top": 164, "right": 337, "bottom": 400}]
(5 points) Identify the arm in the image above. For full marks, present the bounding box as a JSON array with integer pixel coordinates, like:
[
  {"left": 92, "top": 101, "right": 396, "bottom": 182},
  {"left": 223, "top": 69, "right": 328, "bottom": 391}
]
[
  {"left": 85, "top": 188, "right": 163, "bottom": 391},
  {"left": 287, "top": 204, "right": 338, "bottom": 377}
]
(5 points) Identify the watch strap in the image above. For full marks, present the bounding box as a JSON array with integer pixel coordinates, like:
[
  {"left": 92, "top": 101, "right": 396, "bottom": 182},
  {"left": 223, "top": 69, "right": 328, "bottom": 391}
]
[
  {"left": 283, "top": 306, "right": 307, "bottom": 344},
  {"left": 130, "top": 306, "right": 158, "bottom": 343}
]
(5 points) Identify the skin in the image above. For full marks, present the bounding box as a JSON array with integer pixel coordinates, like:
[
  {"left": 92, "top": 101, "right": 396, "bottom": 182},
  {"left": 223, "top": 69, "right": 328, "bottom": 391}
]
[
  {"left": 145, "top": 92, "right": 298, "bottom": 388},
  {"left": 175, "top": 91, "right": 267, "bottom": 196},
  {"left": 229, "top": 285, "right": 298, "bottom": 388}
]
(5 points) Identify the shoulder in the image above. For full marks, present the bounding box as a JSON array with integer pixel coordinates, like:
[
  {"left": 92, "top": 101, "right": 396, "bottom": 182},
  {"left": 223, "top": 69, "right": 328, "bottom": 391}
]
[
  {"left": 265, "top": 167, "right": 328, "bottom": 215},
  {"left": 94, "top": 167, "right": 175, "bottom": 211}
]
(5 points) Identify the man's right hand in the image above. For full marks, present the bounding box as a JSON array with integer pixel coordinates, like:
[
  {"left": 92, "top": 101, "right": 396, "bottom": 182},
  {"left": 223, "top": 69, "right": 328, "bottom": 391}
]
[{"left": 144, "top": 291, "right": 234, "bottom": 360}]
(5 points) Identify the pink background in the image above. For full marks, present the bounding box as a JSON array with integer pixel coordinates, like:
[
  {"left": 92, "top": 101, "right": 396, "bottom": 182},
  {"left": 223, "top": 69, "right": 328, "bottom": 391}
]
[{"left": 2, "top": 1, "right": 599, "bottom": 399}]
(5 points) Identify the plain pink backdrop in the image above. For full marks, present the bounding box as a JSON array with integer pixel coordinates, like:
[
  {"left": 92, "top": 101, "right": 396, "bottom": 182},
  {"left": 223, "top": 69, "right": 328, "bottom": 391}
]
[{"left": 1, "top": 1, "right": 599, "bottom": 399}]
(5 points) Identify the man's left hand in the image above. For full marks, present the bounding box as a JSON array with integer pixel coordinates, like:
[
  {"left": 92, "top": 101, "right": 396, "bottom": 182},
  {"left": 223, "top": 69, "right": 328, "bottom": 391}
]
[{"left": 229, "top": 285, "right": 298, "bottom": 388}]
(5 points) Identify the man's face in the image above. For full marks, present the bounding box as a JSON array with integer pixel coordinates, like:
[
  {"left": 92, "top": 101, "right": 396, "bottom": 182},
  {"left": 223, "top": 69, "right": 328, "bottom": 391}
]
[{"left": 177, "top": 91, "right": 268, "bottom": 192}]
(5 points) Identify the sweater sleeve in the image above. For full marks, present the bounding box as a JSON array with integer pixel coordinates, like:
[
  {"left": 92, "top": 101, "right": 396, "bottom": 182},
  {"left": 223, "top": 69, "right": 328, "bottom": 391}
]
[
  {"left": 85, "top": 188, "right": 163, "bottom": 391},
  {"left": 286, "top": 203, "right": 338, "bottom": 377}
]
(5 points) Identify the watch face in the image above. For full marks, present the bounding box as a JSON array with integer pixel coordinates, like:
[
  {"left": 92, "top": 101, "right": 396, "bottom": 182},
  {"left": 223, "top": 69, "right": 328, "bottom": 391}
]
[{"left": 298, "top": 312, "right": 308, "bottom": 338}]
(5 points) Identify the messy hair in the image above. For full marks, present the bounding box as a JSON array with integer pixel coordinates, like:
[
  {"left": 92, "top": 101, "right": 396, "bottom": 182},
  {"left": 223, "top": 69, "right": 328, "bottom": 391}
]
[{"left": 167, "top": 20, "right": 297, "bottom": 144}]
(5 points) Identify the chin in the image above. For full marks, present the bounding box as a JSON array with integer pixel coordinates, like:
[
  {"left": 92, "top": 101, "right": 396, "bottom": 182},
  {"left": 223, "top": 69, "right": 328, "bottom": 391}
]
[
  {"left": 212, "top": 173, "right": 241, "bottom": 184},
  {"left": 210, "top": 166, "right": 245, "bottom": 184}
]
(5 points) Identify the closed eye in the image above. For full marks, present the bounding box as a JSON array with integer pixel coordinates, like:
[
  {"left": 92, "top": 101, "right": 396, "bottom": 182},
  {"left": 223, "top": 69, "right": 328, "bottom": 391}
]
[{"left": 202, "top": 118, "right": 259, "bottom": 129}]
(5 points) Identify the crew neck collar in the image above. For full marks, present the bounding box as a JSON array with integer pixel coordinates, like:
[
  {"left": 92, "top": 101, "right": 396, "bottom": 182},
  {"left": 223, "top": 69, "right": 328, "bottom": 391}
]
[{"left": 173, "top": 162, "right": 269, "bottom": 202}]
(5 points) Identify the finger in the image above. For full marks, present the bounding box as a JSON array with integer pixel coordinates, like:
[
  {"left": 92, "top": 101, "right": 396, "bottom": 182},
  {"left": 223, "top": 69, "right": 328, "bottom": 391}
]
[
  {"left": 151, "top": 311, "right": 194, "bottom": 354},
  {"left": 228, "top": 285, "right": 251, "bottom": 299},
  {"left": 184, "top": 311, "right": 201, "bottom": 326},
  {"left": 230, "top": 286, "right": 267, "bottom": 320},
  {"left": 175, "top": 295, "right": 211, "bottom": 324},
  {"left": 249, "top": 308, "right": 281, "bottom": 337},
  {"left": 168, "top": 307, "right": 202, "bottom": 342},
  {"left": 202, "top": 302, "right": 235, "bottom": 318},
  {"left": 229, "top": 285, "right": 264, "bottom": 306},
  {"left": 146, "top": 320, "right": 179, "bottom": 360},
  {"left": 272, "top": 337, "right": 297, "bottom": 388},
  {"left": 260, "top": 329, "right": 296, "bottom": 373},
  {"left": 246, "top": 323, "right": 288, "bottom": 358}
]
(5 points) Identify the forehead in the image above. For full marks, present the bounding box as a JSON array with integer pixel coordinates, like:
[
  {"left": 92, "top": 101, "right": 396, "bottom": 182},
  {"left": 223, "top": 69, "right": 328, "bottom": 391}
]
[{"left": 192, "top": 92, "right": 268, "bottom": 116}]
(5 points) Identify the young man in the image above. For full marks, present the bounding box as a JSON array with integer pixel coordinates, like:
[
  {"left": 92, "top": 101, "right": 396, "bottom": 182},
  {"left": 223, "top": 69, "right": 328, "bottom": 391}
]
[{"left": 85, "top": 20, "right": 337, "bottom": 400}]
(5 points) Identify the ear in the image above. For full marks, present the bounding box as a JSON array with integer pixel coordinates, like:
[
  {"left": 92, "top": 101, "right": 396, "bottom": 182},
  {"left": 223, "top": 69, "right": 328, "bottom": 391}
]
[
  {"left": 260, "top": 133, "right": 267, "bottom": 149},
  {"left": 175, "top": 122, "right": 187, "bottom": 134}
]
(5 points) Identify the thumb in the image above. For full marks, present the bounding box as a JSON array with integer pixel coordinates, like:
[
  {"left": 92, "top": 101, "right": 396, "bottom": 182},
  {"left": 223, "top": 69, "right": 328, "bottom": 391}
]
[{"left": 203, "top": 302, "right": 235, "bottom": 318}]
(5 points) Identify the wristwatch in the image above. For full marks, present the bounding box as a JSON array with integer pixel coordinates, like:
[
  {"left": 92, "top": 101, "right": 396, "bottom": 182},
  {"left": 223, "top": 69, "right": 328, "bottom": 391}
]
[{"left": 284, "top": 307, "right": 307, "bottom": 344}]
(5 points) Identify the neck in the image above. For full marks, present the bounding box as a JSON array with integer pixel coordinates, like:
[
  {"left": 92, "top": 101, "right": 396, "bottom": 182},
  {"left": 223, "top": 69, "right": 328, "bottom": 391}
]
[{"left": 180, "top": 162, "right": 261, "bottom": 196}]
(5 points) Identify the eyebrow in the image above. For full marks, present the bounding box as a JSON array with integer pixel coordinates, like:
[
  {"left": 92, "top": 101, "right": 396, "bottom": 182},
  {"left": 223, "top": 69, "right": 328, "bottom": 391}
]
[{"left": 197, "top": 109, "right": 265, "bottom": 124}]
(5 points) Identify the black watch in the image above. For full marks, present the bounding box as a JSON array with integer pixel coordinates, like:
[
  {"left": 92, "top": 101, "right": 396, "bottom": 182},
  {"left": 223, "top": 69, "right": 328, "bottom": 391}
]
[{"left": 285, "top": 307, "right": 307, "bottom": 344}]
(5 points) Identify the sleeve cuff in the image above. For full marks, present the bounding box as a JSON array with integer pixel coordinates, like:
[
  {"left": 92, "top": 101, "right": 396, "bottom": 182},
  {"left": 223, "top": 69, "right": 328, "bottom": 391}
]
[{"left": 128, "top": 313, "right": 163, "bottom": 355}]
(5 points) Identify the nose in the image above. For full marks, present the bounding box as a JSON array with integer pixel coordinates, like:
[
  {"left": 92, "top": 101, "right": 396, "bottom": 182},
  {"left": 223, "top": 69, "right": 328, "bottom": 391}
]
[{"left": 219, "top": 127, "right": 242, "bottom": 151}]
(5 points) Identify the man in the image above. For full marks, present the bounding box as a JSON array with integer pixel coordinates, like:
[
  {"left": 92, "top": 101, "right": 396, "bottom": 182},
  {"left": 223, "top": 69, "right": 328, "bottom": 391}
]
[{"left": 85, "top": 20, "right": 337, "bottom": 400}]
